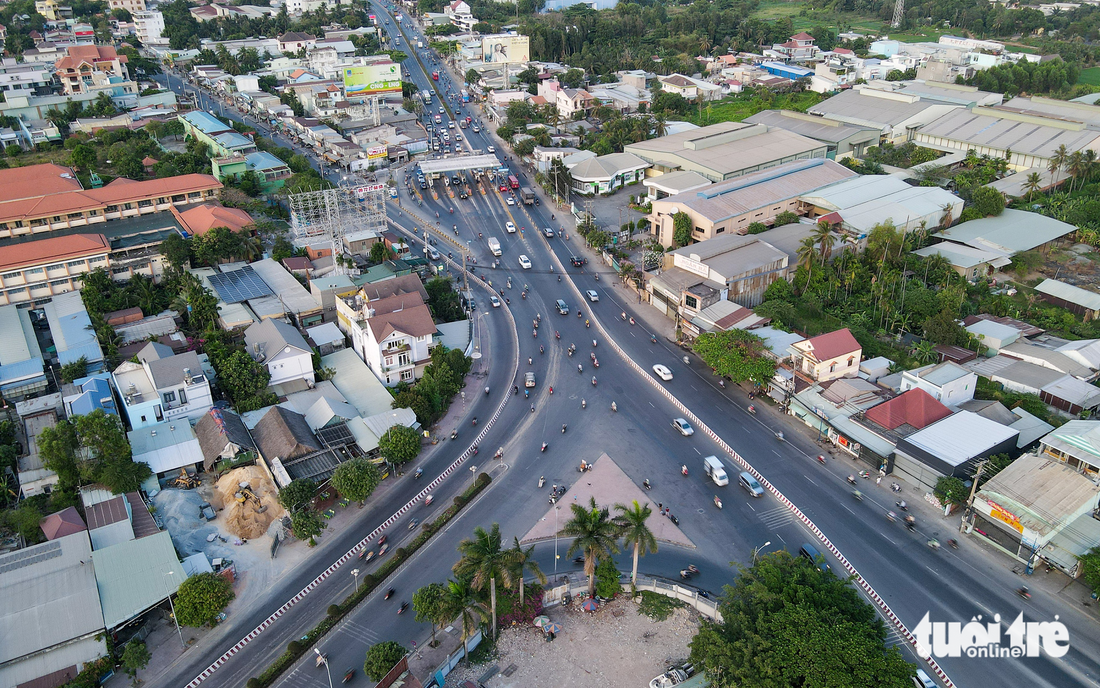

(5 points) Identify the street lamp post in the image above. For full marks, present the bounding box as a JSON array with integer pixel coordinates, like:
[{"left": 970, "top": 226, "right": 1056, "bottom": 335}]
[
  {"left": 553, "top": 505, "right": 560, "bottom": 576},
  {"left": 752, "top": 541, "right": 772, "bottom": 565},
  {"left": 351, "top": 568, "right": 361, "bottom": 592},
  {"left": 163, "top": 571, "right": 185, "bottom": 649},
  {"left": 314, "top": 648, "right": 333, "bottom": 688},
  {"left": 469, "top": 465, "right": 477, "bottom": 487}
]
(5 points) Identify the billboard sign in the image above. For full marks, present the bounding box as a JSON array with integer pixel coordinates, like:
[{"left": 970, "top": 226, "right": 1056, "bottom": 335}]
[
  {"left": 482, "top": 34, "right": 530, "bottom": 64},
  {"left": 366, "top": 145, "right": 388, "bottom": 160},
  {"left": 343, "top": 64, "right": 402, "bottom": 98}
]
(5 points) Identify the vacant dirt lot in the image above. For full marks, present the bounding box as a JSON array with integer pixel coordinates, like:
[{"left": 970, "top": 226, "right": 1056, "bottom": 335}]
[{"left": 443, "top": 596, "right": 700, "bottom": 688}]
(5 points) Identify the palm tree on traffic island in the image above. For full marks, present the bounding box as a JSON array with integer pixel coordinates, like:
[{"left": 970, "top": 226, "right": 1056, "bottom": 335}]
[
  {"left": 505, "top": 536, "right": 546, "bottom": 607},
  {"left": 562, "top": 497, "right": 621, "bottom": 598},
  {"left": 614, "top": 500, "right": 657, "bottom": 586},
  {"left": 453, "top": 523, "right": 511, "bottom": 639}
]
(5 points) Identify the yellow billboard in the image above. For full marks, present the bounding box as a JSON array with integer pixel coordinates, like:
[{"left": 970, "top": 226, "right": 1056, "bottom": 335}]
[
  {"left": 343, "top": 63, "right": 402, "bottom": 98},
  {"left": 482, "top": 34, "right": 530, "bottom": 64}
]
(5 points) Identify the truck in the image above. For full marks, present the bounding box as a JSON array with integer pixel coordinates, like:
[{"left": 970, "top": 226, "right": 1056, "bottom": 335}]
[
  {"left": 417, "top": 40, "right": 423, "bottom": 49},
  {"left": 487, "top": 237, "right": 502, "bottom": 256},
  {"left": 703, "top": 455, "right": 729, "bottom": 486},
  {"left": 520, "top": 187, "right": 536, "bottom": 205},
  {"left": 524, "top": 371, "right": 536, "bottom": 388}
]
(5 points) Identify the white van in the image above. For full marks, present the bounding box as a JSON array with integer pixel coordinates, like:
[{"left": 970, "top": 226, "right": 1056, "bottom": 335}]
[{"left": 703, "top": 456, "right": 728, "bottom": 486}]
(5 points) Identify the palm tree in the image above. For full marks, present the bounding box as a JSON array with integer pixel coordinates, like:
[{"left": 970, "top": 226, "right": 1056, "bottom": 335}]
[
  {"left": 1051, "top": 144, "right": 1070, "bottom": 188},
  {"left": 653, "top": 114, "right": 667, "bottom": 138},
  {"left": 441, "top": 578, "right": 487, "bottom": 666},
  {"left": 505, "top": 537, "right": 546, "bottom": 607},
  {"left": 613, "top": 501, "right": 657, "bottom": 586},
  {"left": 813, "top": 220, "right": 836, "bottom": 263},
  {"left": 939, "top": 203, "right": 955, "bottom": 229},
  {"left": 561, "top": 497, "right": 621, "bottom": 597},
  {"left": 1084, "top": 149, "right": 1098, "bottom": 187},
  {"left": 1023, "top": 172, "right": 1042, "bottom": 202},
  {"left": 796, "top": 235, "right": 817, "bottom": 277},
  {"left": 453, "top": 523, "right": 511, "bottom": 639},
  {"left": 1067, "top": 151, "right": 1085, "bottom": 191}
]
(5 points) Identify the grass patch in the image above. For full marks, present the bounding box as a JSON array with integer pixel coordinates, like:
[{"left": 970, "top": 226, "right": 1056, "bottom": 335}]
[
  {"left": 637, "top": 591, "right": 686, "bottom": 621},
  {"left": 687, "top": 91, "right": 823, "bottom": 126},
  {"left": 1078, "top": 67, "right": 1100, "bottom": 86},
  {"left": 888, "top": 26, "right": 950, "bottom": 43},
  {"left": 466, "top": 634, "right": 498, "bottom": 665}
]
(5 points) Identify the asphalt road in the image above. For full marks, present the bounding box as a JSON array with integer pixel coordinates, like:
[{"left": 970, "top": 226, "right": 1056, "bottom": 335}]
[{"left": 147, "top": 11, "right": 1100, "bottom": 688}]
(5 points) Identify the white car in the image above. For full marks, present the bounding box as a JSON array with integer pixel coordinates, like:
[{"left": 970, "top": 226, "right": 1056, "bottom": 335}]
[
  {"left": 473, "top": 126, "right": 480, "bottom": 132},
  {"left": 518, "top": 255, "right": 532, "bottom": 269},
  {"left": 448, "top": 121, "right": 455, "bottom": 129},
  {"left": 487, "top": 145, "right": 496, "bottom": 153},
  {"left": 490, "top": 295, "right": 501, "bottom": 308},
  {"left": 672, "top": 418, "right": 694, "bottom": 436},
  {"left": 585, "top": 289, "right": 599, "bottom": 302},
  {"left": 652, "top": 364, "right": 673, "bottom": 381},
  {"left": 543, "top": 227, "right": 556, "bottom": 238},
  {"left": 439, "top": 107, "right": 445, "bottom": 113},
  {"left": 505, "top": 221, "right": 516, "bottom": 233},
  {"left": 455, "top": 133, "right": 463, "bottom": 140},
  {"left": 506, "top": 197, "right": 515, "bottom": 206}
]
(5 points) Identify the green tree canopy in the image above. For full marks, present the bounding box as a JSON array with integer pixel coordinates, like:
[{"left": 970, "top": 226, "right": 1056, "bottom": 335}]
[
  {"left": 672, "top": 211, "right": 693, "bottom": 248},
  {"left": 364, "top": 641, "right": 407, "bottom": 681},
  {"left": 693, "top": 329, "right": 777, "bottom": 385},
  {"left": 412, "top": 582, "right": 449, "bottom": 647},
  {"left": 331, "top": 458, "right": 381, "bottom": 505},
  {"left": 378, "top": 425, "right": 422, "bottom": 465},
  {"left": 278, "top": 478, "right": 316, "bottom": 512},
  {"left": 174, "top": 572, "right": 235, "bottom": 627},
  {"left": 121, "top": 639, "right": 151, "bottom": 682},
  {"left": 290, "top": 508, "right": 326, "bottom": 543},
  {"left": 689, "top": 551, "right": 916, "bottom": 688}
]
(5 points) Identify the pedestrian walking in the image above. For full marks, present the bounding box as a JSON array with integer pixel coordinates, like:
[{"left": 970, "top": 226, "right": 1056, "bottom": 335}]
[
  {"left": 658, "top": 503, "right": 663, "bottom": 512},
  {"left": 876, "top": 476, "right": 882, "bottom": 486}
]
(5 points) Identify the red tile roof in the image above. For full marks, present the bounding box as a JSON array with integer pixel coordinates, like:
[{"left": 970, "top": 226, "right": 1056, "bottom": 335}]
[
  {"left": 173, "top": 202, "right": 253, "bottom": 236},
  {"left": 791, "top": 32, "right": 816, "bottom": 41},
  {"left": 803, "top": 328, "right": 860, "bottom": 361},
  {"left": 0, "top": 163, "right": 83, "bottom": 201},
  {"left": 55, "top": 44, "right": 125, "bottom": 71},
  {"left": 864, "top": 388, "right": 951, "bottom": 431},
  {"left": 39, "top": 506, "right": 87, "bottom": 540},
  {"left": 0, "top": 233, "right": 110, "bottom": 271}
]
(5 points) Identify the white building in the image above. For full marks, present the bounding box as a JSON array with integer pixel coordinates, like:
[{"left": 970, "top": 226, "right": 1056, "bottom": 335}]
[
  {"left": 0, "top": 58, "right": 54, "bottom": 98},
  {"left": 899, "top": 361, "right": 977, "bottom": 406},
  {"left": 111, "top": 342, "right": 214, "bottom": 430},
  {"left": 243, "top": 318, "right": 316, "bottom": 388},
  {"left": 335, "top": 290, "right": 437, "bottom": 386},
  {"left": 134, "top": 10, "right": 166, "bottom": 46},
  {"left": 128, "top": 421, "right": 204, "bottom": 478}
]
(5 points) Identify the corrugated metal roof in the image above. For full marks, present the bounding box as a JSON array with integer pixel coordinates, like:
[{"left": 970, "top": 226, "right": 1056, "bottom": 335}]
[
  {"left": 91, "top": 530, "right": 184, "bottom": 629},
  {"left": 808, "top": 88, "right": 940, "bottom": 128},
  {"left": 800, "top": 174, "right": 910, "bottom": 211},
  {"left": 903, "top": 411, "right": 1018, "bottom": 467},
  {"left": 320, "top": 348, "right": 398, "bottom": 418},
  {"left": 0, "top": 532, "right": 105, "bottom": 664},
  {"left": 916, "top": 107, "right": 1100, "bottom": 159},
  {"left": 913, "top": 241, "right": 1009, "bottom": 269},
  {"left": 248, "top": 258, "right": 321, "bottom": 316},
  {"left": 42, "top": 292, "right": 104, "bottom": 366},
  {"left": 1036, "top": 279, "right": 1100, "bottom": 311},
  {"left": 939, "top": 210, "right": 1075, "bottom": 255},
  {"left": 977, "top": 454, "right": 1100, "bottom": 536}
]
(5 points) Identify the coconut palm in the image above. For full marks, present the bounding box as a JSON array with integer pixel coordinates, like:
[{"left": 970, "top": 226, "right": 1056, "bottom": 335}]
[
  {"left": 613, "top": 500, "right": 657, "bottom": 586},
  {"left": 1067, "top": 151, "right": 1085, "bottom": 191},
  {"left": 1023, "top": 172, "right": 1042, "bottom": 201},
  {"left": 453, "top": 523, "right": 512, "bottom": 638},
  {"left": 504, "top": 536, "right": 546, "bottom": 607},
  {"left": 939, "top": 202, "right": 955, "bottom": 229},
  {"left": 441, "top": 578, "right": 487, "bottom": 666},
  {"left": 561, "top": 497, "right": 621, "bottom": 597},
  {"left": 813, "top": 220, "right": 836, "bottom": 263},
  {"left": 1051, "top": 144, "right": 1070, "bottom": 188},
  {"left": 796, "top": 235, "right": 817, "bottom": 275}
]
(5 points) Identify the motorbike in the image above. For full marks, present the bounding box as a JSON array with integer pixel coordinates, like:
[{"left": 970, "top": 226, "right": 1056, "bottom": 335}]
[
  {"left": 748, "top": 405, "right": 756, "bottom": 414},
  {"left": 670, "top": 514, "right": 680, "bottom": 525},
  {"left": 594, "top": 273, "right": 599, "bottom": 281},
  {"left": 343, "top": 668, "right": 355, "bottom": 684},
  {"left": 847, "top": 475, "right": 858, "bottom": 485},
  {"left": 408, "top": 518, "right": 420, "bottom": 531},
  {"left": 816, "top": 455, "right": 826, "bottom": 465},
  {"left": 384, "top": 588, "right": 395, "bottom": 600},
  {"left": 581, "top": 399, "right": 586, "bottom": 409},
  {"left": 1018, "top": 586, "right": 1031, "bottom": 599},
  {"left": 621, "top": 312, "right": 627, "bottom": 321},
  {"left": 593, "top": 359, "right": 599, "bottom": 368},
  {"left": 591, "top": 352, "right": 597, "bottom": 361},
  {"left": 681, "top": 465, "right": 689, "bottom": 477},
  {"left": 485, "top": 386, "right": 490, "bottom": 395},
  {"left": 643, "top": 479, "right": 652, "bottom": 490},
  {"left": 556, "top": 331, "right": 560, "bottom": 339},
  {"left": 414, "top": 468, "right": 423, "bottom": 479},
  {"left": 927, "top": 539, "right": 940, "bottom": 550},
  {"left": 651, "top": 334, "right": 657, "bottom": 343},
  {"left": 948, "top": 538, "right": 959, "bottom": 550},
  {"left": 494, "top": 447, "right": 503, "bottom": 459},
  {"left": 525, "top": 389, "right": 529, "bottom": 398},
  {"left": 852, "top": 490, "right": 863, "bottom": 501},
  {"left": 578, "top": 364, "right": 583, "bottom": 374},
  {"left": 713, "top": 495, "right": 723, "bottom": 509},
  {"left": 513, "top": 386, "right": 518, "bottom": 396},
  {"left": 540, "top": 345, "right": 545, "bottom": 354},
  {"left": 398, "top": 602, "right": 409, "bottom": 614},
  {"left": 886, "top": 511, "right": 897, "bottom": 522},
  {"left": 775, "top": 431, "right": 785, "bottom": 441},
  {"left": 592, "top": 339, "right": 597, "bottom": 348},
  {"left": 629, "top": 317, "right": 635, "bottom": 325},
  {"left": 472, "top": 417, "right": 478, "bottom": 427},
  {"left": 538, "top": 476, "right": 545, "bottom": 488},
  {"left": 424, "top": 494, "right": 434, "bottom": 506},
  {"left": 541, "top": 442, "right": 548, "bottom": 452},
  {"left": 562, "top": 423, "right": 567, "bottom": 433},
  {"left": 679, "top": 568, "right": 696, "bottom": 580},
  {"left": 896, "top": 500, "right": 908, "bottom": 511},
  {"left": 573, "top": 556, "right": 585, "bottom": 565},
  {"left": 592, "top": 376, "right": 597, "bottom": 386},
  {"left": 316, "top": 654, "right": 328, "bottom": 668},
  {"left": 450, "top": 430, "right": 457, "bottom": 440},
  {"left": 585, "top": 320, "right": 590, "bottom": 328}
]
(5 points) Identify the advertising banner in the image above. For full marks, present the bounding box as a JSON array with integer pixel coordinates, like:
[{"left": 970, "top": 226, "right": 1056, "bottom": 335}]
[
  {"left": 482, "top": 34, "right": 530, "bottom": 64},
  {"left": 343, "top": 64, "right": 402, "bottom": 98},
  {"left": 366, "top": 145, "right": 388, "bottom": 160}
]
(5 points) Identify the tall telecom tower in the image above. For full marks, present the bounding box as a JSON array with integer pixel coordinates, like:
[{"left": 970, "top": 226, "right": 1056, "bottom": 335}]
[
  {"left": 891, "top": 0, "right": 905, "bottom": 28},
  {"left": 288, "top": 182, "right": 388, "bottom": 273}
]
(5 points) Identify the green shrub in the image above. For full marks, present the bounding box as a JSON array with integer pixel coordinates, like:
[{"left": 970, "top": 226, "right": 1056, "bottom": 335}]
[
  {"left": 327, "top": 605, "right": 341, "bottom": 617},
  {"left": 638, "top": 591, "right": 685, "bottom": 621},
  {"left": 287, "top": 640, "right": 301, "bottom": 654}
]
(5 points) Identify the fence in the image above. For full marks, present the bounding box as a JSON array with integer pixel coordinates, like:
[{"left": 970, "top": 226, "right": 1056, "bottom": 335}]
[
  {"left": 431, "top": 629, "right": 484, "bottom": 687},
  {"left": 543, "top": 576, "right": 721, "bottom": 621}
]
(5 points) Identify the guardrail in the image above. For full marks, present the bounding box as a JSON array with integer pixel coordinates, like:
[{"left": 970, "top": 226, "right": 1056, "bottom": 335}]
[{"left": 543, "top": 577, "right": 721, "bottom": 621}]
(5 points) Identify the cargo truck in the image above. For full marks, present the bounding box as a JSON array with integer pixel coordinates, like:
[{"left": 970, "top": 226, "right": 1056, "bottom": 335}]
[
  {"left": 487, "top": 237, "right": 502, "bottom": 256},
  {"left": 520, "top": 187, "right": 535, "bottom": 205}
]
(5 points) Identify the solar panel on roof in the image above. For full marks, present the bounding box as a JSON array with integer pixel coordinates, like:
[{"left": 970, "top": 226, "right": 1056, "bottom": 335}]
[{"left": 208, "top": 265, "right": 274, "bottom": 303}]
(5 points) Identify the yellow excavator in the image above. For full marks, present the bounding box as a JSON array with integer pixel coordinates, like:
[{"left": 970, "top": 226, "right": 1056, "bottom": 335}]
[
  {"left": 234, "top": 482, "right": 267, "bottom": 513},
  {"left": 172, "top": 468, "right": 199, "bottom": 489}
]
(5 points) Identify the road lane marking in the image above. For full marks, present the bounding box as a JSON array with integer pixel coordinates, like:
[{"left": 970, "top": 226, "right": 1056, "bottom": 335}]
[
  {"left": 772, "top": 450, "right": 781, "bottom": 457},
  {"left": 693, "top": 447, "right": 702, "bottom": 455}
]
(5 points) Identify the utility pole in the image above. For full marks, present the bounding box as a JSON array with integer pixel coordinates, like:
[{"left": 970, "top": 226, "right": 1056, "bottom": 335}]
[{"left": 962, "top": 459, "right": 988, "bottom": 528}]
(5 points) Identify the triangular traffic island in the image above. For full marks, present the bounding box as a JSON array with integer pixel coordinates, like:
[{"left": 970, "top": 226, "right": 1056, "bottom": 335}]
[{"left": 519, "top": 453, "right": 695, "bottom": 549}]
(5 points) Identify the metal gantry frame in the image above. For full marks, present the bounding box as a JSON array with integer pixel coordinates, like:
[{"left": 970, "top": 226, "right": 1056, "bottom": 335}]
[{"left": 288, "top": 183, "right": 388, "bottom": 272}]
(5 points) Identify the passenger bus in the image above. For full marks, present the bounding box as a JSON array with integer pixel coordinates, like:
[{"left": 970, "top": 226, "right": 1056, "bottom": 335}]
[
  {"left": 508, "top": 174, "right": 520, "bottom": 190},
  {"left": 432, "top": 71, "right": 439, "bottom": 81},
  {"left": 460, "top": 89, "right": 469, "bottom": 103}
]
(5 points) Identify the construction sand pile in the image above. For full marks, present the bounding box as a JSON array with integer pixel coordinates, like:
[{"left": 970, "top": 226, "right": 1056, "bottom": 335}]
[{"left": 213, "top": 466, "right": 286, "bottom": 540}]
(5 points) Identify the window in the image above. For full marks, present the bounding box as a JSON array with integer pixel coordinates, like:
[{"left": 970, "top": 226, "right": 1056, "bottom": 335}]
[
  {"left": 178, "top": 389, "right": 187, "bottom": 405},
  {"left": 49, "top": 279, "right": 69, "bottom": 287},
  {"left": 158, "top": 197, "right": 168, "bottom": 204},
  {"left": 2, "top": 271, "right": 20, "bottom": 280},
  {"left": 684, "top": 295, "right": 698, "bottom": 309},
  {"left": 162, "top": 391, "right": 176, "bottom": 404},
  {"left": 401, "top": 370, "right": 414, "bottom": 381},
  {"left": 25, "top": 268, "right": 43, "bottom": 276},
  {"left": 847, "top": 356, "right": 855, "bottom": 367},
  {"left": 91, "top": 256, "right": 106, "bottom": 264},
  {"left": 138, "top": 199, "right": 152, "bottom": 208},
  {"left": 46, "top": 264, "right": 64, "bottom": 271},
  {"left": 13, "top": 221, "right": 22, "bottom": 228},
  {"left": 6, "top": 287, "right": 24, "bottom": 296},
  {"left": 52, "top": 216, "right": 61, "bottom": 222},
  {"left": 188, "top": 192, "right": 202, "bottom": 199},
  {"left": 829, "top": 362, "right": 837, "bottom": 373},
  {"left": 66, "top": 260, "right": 85, "bottom": 268},
  {"left": 399, "top": 352, "right": 410, "bottom": 366},
  {"left": 106, "top": 205, "right": 119, "bottom": 213},
  {"left": 67, "top": 212, "right": 83, "bottom": 219},
  {"left": 122, "top": 203, "right": 133, "bottom": 210}
]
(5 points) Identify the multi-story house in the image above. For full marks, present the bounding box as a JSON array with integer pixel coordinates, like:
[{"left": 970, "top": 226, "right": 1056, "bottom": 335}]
[
  {"left": 278, "top": 31, "right": 317, "bottom": 54},
  {"left": 335, "top": 289, "right": 437, "bottom": 386},
  {"left": 55, "top": 45, "right": 130, "bottom": 97},
  {"left": 108, "top": 0, "right": 145, "bottom": 12},
  {"left": 771, "top": 32, "right": 821, "bottom": 62},
  {"left": 789, "top": 328, "right": 862, "bottom": 382},
  {"left": 0, "top": 234, "right": 110, "bottom": 306},
  {"left": 112, "top": 342, "right": 213, "bottom": 430},
  {"left": 134, "top": 10, "right": 166, "bottom": 46},
  {"left": 0, "top": 58, "right": 54, "bottom": 98},
  {"left": 445, "top": 0, "right": 476, "bottom": 32},
  {"left": 243, "top": 318, "right": 315, "bottom": 388}
]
